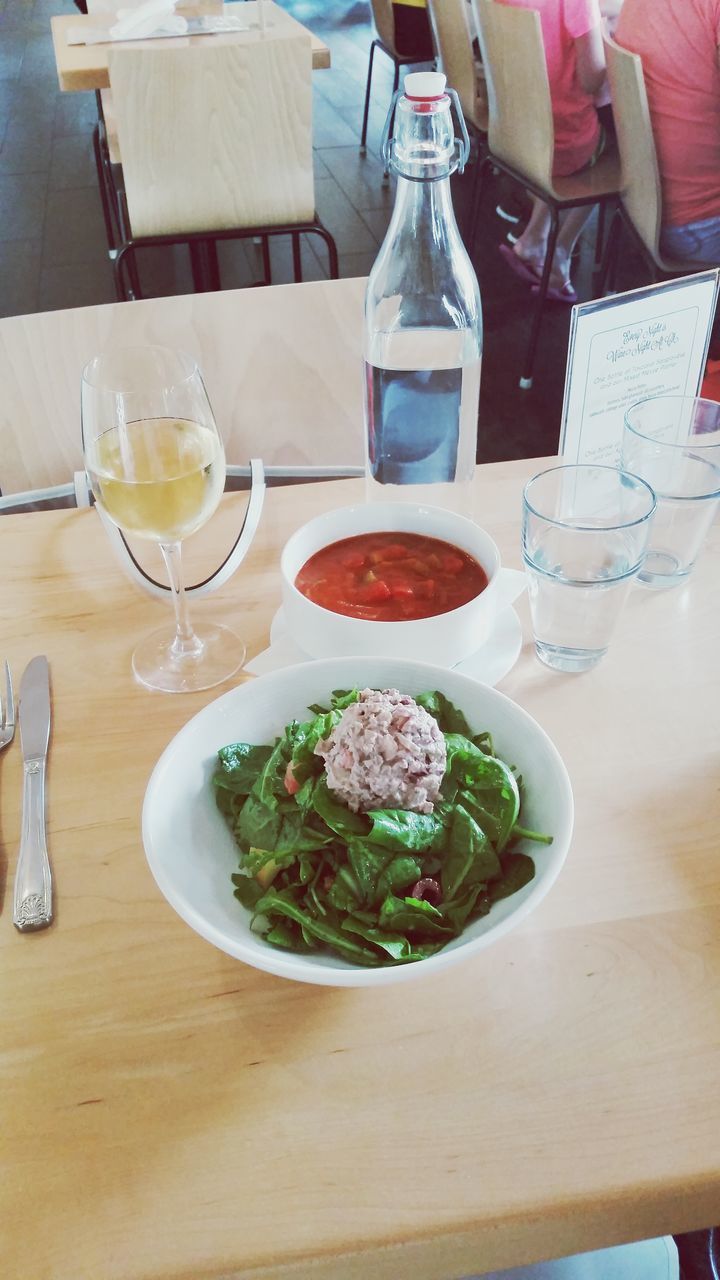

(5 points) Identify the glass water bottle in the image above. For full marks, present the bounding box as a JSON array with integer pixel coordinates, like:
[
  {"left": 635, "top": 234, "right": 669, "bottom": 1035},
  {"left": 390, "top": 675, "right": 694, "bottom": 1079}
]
[{"left": 363, "top": 71, "right": 483, "bottom": 513}]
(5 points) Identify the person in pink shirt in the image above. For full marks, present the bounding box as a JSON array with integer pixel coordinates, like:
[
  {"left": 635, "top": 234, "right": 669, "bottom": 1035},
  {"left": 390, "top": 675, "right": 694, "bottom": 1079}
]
[
  {"left": 498, "top": 0, "right": 610, "bottom": 302},
  {"left": 615, "top": 0, "right": 720, "bottom": 265}
]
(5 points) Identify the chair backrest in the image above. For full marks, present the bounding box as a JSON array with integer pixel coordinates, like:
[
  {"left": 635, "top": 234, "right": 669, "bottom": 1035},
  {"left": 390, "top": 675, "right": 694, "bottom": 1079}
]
[
  {"left": 0, "top": 278, "right": 366, "bottom": 499},
  {"left": 108, "top": 30, "right": 315, "bottom": 238},
  {"left": 603, "top": 34, "right": 664, "bottom": 263},
  {"left": 472, "top": 0, "right": 554, "bottom": 189},
  {"left": 427, "top": 0, "right": 487, "bottom": 133},
  {"left": 369, "top": 0, "right": 396, "bottom": 54}
]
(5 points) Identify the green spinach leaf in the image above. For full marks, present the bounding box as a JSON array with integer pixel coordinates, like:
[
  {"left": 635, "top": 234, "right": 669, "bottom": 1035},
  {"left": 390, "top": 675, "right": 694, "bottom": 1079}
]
[
  {"left": 441, "top": 804, "right": 501, "bottom": 900},
  {"left": 366, "top": 808, "right": 446, "bottom": 853},
  {"left": 213, "top": 742, "right": 274, "bottom": 794},
  {"left": 488, "top": 852, "right": 536, "bottom": 903},
  {"left": 414, "top": 690, "right": 473, "bottom": 736}
]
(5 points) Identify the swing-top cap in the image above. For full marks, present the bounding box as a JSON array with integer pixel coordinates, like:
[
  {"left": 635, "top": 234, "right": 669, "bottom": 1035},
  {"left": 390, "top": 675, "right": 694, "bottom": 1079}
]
[{"left": 404, "top": 71, "right": 447, "bottom": 101}]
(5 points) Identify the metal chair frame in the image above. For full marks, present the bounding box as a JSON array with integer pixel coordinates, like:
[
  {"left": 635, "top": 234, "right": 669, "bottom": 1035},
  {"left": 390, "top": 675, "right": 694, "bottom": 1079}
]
[{"left": 475, "top": 152, "right": 617, "bottom": 387}]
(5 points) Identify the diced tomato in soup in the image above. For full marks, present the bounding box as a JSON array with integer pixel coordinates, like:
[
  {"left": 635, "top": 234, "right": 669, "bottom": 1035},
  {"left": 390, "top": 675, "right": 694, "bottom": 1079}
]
[{"left": 294, "top": 532, "right": 489, "bottom": 622}]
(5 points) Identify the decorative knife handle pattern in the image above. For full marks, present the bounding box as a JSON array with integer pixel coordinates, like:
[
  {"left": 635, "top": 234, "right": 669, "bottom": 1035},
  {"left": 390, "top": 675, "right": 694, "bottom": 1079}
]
[{"left": 13, "top": 759, "right": 53, "bottom": 932}]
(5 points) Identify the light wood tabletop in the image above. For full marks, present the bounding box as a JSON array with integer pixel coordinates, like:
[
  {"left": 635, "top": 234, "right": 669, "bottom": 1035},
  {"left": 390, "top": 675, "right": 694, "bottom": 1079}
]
[
  {"left": 1, "top": 463, "right": 719, "bottom": 1280},
  {"left": 50, "top": 1, "right": 331, "bottom": 93}
]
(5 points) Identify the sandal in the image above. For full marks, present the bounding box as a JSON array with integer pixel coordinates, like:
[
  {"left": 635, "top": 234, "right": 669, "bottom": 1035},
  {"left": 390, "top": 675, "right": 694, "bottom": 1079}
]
[
  {"left": 530, "top": 280, "right": 578, "bottom": 305},
  {"left": 498, "top": 242, "right": 542, "bottom": 287}
]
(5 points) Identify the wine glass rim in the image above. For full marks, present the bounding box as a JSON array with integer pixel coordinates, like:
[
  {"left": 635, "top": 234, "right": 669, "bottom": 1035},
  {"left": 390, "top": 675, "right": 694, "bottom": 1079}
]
[{"left": 81, "top": 345, "right": 200, "bottom": 393}]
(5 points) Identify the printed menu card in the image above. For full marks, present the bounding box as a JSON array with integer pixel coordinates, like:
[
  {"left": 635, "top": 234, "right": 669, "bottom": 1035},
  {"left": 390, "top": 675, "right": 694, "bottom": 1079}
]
[{"left": 560, "top": 270, "right": 719, "bottom": 464}]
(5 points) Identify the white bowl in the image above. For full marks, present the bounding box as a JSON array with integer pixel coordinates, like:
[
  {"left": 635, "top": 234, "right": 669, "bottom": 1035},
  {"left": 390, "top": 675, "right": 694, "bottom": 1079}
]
[
  {"left": 142, "top": 658, "right": 574, "bottom": 987},
  {"left": 280, "top": 503, "right": 525, "bottom": 667}
]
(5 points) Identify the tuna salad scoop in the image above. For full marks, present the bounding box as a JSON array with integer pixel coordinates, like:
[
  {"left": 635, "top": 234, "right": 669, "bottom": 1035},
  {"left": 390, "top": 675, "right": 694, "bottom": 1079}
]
[{"left": 314, "top": 688, "right": 446, "bottom": 815}]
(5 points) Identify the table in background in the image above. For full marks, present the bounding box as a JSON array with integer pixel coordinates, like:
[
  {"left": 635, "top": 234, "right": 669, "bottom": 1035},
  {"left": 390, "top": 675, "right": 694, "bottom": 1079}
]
[
  {"left": 51, "top": 1, "right": 331, "bottom": 92},
  {"left": 1, "top": 464, "right": 719, "bottom": 1279}
]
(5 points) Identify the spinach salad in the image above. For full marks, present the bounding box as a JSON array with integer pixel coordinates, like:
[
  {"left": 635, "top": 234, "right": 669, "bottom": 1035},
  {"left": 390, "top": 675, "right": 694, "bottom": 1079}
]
[{"left": 212, "top": 688, "right": 552, "bottom": 968}]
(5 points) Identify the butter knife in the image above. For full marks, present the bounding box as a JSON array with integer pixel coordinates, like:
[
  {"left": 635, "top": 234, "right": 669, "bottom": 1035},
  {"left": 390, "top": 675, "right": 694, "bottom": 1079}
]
[{"left": 13, "top": 656, "right": 53, "bottom": 932}]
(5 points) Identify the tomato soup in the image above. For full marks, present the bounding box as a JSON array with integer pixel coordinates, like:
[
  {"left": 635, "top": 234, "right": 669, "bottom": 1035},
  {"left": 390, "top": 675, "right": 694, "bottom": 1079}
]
[{"left": 294, "top": 531, "right": 489, "bottom": 622}]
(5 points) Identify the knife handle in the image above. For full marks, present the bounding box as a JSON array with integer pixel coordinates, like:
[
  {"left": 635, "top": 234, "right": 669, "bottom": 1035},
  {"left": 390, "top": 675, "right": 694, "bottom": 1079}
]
[{"left": 13, "top": 758, "right": 53, "bottom": 932}]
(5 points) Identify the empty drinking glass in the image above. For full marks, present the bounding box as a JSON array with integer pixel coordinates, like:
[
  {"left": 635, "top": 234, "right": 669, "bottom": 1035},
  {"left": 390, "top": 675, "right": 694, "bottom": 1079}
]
[
  {"left": 522, "top": 465, "right": 656, "bottom": 673},
  {"left": 622, "top": 396, "right": 720, "bottom": 589}
]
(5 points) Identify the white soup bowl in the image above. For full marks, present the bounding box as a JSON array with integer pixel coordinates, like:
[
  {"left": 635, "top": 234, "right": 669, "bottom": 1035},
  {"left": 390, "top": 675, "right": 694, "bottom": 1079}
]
[{"left": 280, "top": 502, "right": 524, "bottom": 667}]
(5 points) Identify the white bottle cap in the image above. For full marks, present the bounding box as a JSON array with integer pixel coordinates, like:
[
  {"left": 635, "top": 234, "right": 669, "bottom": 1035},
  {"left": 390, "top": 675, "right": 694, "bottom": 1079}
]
[{"left": 404, "top": 71, "right": 447, "bottom": 101}]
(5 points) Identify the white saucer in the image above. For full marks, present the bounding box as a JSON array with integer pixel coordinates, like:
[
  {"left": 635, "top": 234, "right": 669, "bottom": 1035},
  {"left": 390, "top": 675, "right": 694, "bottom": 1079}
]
[{"left": 245, "top": 606, "right": 524, "bottom": 687}]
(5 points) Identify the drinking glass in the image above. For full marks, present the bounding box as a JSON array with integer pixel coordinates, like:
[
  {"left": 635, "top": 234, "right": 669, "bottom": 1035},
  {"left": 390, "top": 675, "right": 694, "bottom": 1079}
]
[
  {"left": 622, "top": 396, "right": 720, "bottom": 589},
  {"left": 522, "top": 464, "right": 656, "bottom": 673},
  {"left": 81, "top": 346, "right": 246, "bottom": 693}
]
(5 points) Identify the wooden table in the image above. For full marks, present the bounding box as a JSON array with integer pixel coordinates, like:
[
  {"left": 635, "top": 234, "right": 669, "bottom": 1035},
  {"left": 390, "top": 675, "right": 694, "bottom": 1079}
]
[
  {"left": 1, "top": 463, "right": 719, "bottom": 1280},
  {"left": 51, "top": 1, "right": 331, "bottom": 93}
]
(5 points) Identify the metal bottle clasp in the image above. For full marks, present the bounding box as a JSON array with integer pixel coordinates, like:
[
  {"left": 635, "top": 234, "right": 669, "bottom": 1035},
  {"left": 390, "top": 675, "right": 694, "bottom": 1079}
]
[{"left": 380, "top": 88, "right": 471, "bottom": 181}]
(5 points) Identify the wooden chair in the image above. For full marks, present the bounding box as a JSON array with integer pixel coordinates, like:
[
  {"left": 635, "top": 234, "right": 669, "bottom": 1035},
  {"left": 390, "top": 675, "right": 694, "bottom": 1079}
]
[
  {"left": 95, "top": 30, "right": 338, "bottom": 300},
  {"left": 360, "top": 0, "right": 435, "bottom": 155},
  {"left": 471, "top": 0, "right": 621, "bottom": 388},
  {"left": 426, "top": 0, "right": 488, "bottom": 137},
  {"left": 600, "top": 34, "right": 699, "bottom": 289}
]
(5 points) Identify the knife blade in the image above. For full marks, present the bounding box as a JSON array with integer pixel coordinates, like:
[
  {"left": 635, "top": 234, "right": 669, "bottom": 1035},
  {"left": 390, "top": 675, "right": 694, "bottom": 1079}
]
[{"left": 13, "top": 656, "right": 53, "bottom": 932}]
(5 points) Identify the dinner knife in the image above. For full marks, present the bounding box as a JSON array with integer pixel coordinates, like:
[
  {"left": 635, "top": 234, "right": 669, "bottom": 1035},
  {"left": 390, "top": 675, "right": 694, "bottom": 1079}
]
[{"left": 13, "top": 656, "right": 53, "bottom": 933}]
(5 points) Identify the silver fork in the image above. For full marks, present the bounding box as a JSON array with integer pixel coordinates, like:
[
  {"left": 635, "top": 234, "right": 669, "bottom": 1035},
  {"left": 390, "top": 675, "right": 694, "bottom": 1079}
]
[{"left": 0, "top": 661, "right": 15, "bottom": 751}]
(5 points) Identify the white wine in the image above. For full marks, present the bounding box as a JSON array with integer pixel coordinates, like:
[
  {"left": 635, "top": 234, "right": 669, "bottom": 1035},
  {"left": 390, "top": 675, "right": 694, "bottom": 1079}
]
[{"left": 88, "top": 417, "right": 224, "bottom": 542}]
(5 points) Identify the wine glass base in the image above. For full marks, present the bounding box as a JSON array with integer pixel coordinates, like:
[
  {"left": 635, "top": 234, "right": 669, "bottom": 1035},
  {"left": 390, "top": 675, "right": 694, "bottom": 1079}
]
[{"left": 132, "top": 623, "right": 246, "bottom": 694}]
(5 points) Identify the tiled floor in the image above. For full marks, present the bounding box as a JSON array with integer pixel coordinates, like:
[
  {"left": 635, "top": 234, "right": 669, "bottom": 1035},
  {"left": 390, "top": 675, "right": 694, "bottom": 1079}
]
[{"left": 0, "top": 0, "right": 623, "bottom": 459}]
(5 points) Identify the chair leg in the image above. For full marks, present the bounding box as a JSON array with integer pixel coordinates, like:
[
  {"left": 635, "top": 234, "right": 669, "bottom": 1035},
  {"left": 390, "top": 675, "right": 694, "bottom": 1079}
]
[
  {"left": 189, "top": 242, "right": 205, "bottom": 292},
  {"left": 261, "top": 235, "right": 272, "bottom": 286},
  {"left": 593, "top": 200, "right": 607, "bottom": 274},
  {"left": 126, "top": 247, "right": 143, "bottom": 300},
  {"left": 291, "top": 232, "right": 303, "bottom": 283},
  {"left": 92, "top": 124, "right": 116, "bottom": 255},
  {"left": 189, "top": 240, "right": 220, "bottom": 292},
  {"left": 519, "top": 207, "right": 560, "bottom": 391},
  {"left": 468, "top": 152, "right": 491, "bottom": 248},
  {"left": 360, "top": 40, "right": 377, "bottom": 153},
  {"left": 205, "top": 240, "right": 221, "bottom": 291},
  {"left": 382, "top": 59, "right": 401, "bottom": 182},
  {"left": 112, "top": 251, "right": 127, "bottom": 302},
  {"left": 313, "top": 225, "right": 339, "bottom": 279},
  {"left": 113, "top": 244, "right": 140, "bottom": 301},
  {"left": 598, "top": 208, "right": 622, "bottom": 296}
]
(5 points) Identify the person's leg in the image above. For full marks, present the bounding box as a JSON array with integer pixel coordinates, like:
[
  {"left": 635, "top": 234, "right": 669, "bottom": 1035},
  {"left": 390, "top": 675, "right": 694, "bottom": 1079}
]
[
  {"left": 508, "top": 197, "right": 552, "bottom": 275},
  {"left": 551, "top": 205, "right": 596, "bottom": 288},
  {"left": 508, "top": 201, "right": 594, "bottom": 293},
  {"left": 502, "top": 113, "right": 608, "bottom": 294}
]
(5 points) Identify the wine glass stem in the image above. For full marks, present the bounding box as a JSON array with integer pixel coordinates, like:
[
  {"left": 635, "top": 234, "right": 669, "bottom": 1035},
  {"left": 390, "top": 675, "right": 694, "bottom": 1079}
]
[{"left": 159, "top": 541, "right": 204, "bottom": 660}]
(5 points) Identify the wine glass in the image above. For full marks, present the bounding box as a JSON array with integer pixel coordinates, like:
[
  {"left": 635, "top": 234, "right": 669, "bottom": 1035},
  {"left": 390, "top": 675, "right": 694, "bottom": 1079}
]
[{"left": 81, "top": 346, "right": 246, "bottom": 693}]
